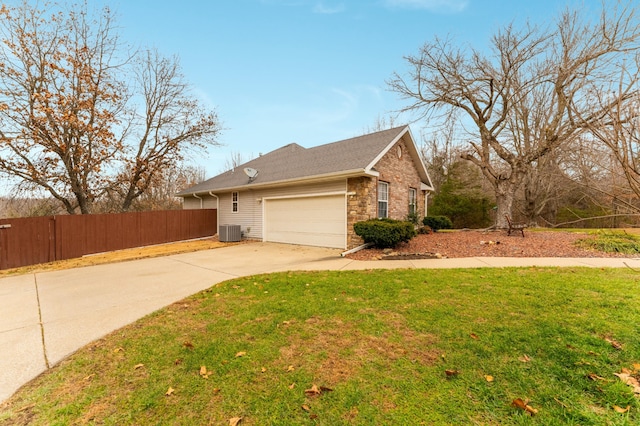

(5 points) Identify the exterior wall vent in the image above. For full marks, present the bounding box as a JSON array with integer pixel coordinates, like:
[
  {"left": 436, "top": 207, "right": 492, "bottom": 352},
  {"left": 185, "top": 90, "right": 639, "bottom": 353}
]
[{"left": 219, "top": 224, "right": 241, "bottom": 242}]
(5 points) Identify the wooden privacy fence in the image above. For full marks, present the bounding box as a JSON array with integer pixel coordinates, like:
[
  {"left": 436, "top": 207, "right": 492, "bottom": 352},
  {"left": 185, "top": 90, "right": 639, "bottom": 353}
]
[{"left": 0, "top": 209, "right": 217, "bottom": 270}]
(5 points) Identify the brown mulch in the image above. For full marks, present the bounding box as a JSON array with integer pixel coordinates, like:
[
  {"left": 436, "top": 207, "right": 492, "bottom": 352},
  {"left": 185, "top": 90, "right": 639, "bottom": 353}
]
[{"left": 345, "top": 230, "right": 639, "bottom": 260}]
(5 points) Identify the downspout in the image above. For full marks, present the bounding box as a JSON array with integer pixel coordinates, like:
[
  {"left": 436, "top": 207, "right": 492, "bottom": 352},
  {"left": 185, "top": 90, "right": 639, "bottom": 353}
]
[
  {"left": 424, "top": 192, "right": 429, "bottom": 217},
  {"left": 209, "top": 191, "right": 220, "bottom": 236},
  {"left": 193, "top": 193, "right": 203, "bottom": 209}
]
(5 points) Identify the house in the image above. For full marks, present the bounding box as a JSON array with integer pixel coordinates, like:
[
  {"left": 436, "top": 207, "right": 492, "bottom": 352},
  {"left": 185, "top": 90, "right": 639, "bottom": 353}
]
[{"left": 176, "top": 125, "right": 434, "bottom": 250}]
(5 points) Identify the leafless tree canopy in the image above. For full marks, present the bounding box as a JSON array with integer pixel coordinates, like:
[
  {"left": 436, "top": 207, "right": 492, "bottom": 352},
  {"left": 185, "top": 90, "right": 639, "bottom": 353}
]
[
  {"left": 389, "top": 1, "right": 640, "bottom": 227},
  {"left": 0, "top": 1, "right": 221, "bottom": 214}
]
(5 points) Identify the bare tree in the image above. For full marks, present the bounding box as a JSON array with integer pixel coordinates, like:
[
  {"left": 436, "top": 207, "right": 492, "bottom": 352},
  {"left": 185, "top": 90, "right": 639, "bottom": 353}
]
[
  {"left": 115, "top": 50, "right": 220, "bottom": 211},
  {"left": 0, "top": 1, "right": 221, "bottom": 214},
  {"left": 389, "top": 2, "right": 640, "bottom": 228},
  {"left": 124, "top": 164, "right": 206, "bottom": 211},
  {"left": 363, "top": 114, "right": 398, "bottom": 134},
  {"left": 221, "top": 151, "right": 254, "bottom": 173},
  {"left": 519, "top": 152, "right": 568, "bottom": 225},
  {"left": 583, "top": 59, "right": 640, "bottom": 214},
  {"left": 419, "top": 113, "right": 460, "bottom": 194}
]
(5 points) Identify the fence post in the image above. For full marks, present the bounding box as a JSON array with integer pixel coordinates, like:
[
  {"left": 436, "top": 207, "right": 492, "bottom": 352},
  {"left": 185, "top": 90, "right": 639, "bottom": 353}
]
[
  {"left": 0, "top": 224, "right": 9, "bottom": 270},
  {"left": 49, "top": 216, "right": 56, "bottom": 262}
]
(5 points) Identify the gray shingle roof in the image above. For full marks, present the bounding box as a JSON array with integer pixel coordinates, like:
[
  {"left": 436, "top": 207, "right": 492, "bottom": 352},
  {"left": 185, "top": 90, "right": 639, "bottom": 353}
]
[{"left": 177, "top": 125, "right": 428, "bottom": 196}]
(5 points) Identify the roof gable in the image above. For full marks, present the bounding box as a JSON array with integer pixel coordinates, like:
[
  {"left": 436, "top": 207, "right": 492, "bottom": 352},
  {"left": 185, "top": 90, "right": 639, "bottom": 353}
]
[{"left": 177, "top": 125, "right": 433, "bottom": 196}]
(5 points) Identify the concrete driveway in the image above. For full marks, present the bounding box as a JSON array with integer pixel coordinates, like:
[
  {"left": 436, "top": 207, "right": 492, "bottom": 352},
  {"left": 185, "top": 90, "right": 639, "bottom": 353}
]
[{"left": 2, "top": 241, "right": 639, "bottom": 403}]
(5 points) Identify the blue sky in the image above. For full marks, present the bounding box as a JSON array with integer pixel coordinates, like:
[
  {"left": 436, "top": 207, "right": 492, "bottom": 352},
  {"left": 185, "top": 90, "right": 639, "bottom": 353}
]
[{"left": 19, "top": 0, "right": 605, "bottom": 178}]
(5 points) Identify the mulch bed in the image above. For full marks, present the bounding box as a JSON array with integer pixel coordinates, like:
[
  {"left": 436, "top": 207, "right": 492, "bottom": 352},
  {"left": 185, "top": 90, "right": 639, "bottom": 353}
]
[{"left": 345, "top": 230, "right": 639, "bottom": 260}]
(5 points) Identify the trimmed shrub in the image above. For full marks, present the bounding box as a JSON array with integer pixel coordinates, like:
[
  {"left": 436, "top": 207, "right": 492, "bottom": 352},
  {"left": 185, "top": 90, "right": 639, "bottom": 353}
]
[
  {"left": 417, "top": 226, "right": 432, "bottom": 234},
  {"left": 353, "top": 218, "right": 417, "bottom": 248},
  {"left": 423, "top": 215, "right": 453, "bottom": 232}
]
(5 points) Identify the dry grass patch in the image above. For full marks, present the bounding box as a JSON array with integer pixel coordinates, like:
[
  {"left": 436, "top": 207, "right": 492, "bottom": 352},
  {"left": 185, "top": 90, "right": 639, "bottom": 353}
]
[{"left": 0, "top": 237, "right": 242, "bottom": 277}]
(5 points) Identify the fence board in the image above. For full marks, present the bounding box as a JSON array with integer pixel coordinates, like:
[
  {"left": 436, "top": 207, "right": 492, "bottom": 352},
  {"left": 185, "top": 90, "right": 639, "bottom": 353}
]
[
  {"left": 0, "top": 209, "right": 217, "bottom": 270},
  {"left": 0, "top": 217, "right": 53, "bottom": 269}
]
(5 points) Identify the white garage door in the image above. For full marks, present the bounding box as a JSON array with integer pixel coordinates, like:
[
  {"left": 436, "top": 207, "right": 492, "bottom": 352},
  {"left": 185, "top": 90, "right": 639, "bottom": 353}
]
[{"left": 264, "top": 194, "right": 346, "bottom": 249}]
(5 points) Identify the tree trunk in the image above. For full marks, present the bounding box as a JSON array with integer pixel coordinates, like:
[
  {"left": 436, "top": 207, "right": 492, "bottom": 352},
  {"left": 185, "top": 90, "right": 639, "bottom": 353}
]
[{"left": 494, "top": 180, "right": 516, "bottom": 229}]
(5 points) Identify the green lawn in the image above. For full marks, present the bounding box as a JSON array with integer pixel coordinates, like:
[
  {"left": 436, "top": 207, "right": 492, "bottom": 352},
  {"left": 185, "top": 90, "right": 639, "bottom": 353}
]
[{"left": 2, "top": 268, "right": 639, "bottom": 425}]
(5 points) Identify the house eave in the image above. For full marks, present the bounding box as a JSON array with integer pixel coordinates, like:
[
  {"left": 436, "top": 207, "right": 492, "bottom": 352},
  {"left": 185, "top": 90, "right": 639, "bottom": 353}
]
[
  {"left": 421, "top": 182, "right": 434, "bottom": 191},
  {"left": 178, "top": 169, "right": 375, "bottom": 197}
]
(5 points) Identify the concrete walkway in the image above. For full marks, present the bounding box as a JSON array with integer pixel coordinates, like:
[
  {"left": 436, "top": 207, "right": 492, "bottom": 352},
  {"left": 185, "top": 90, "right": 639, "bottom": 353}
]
[{"left": 2, "top": 242, "right": 639, "bottom": 403}]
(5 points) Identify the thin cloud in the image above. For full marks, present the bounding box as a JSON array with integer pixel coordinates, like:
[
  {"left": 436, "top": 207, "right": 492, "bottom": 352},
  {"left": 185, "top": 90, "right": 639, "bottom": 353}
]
[
  {"left": 259, "top": 0, "right": 345, "bottom": 14},
  {"left": 383, "top": 0, "right": 468, "bottom": 13},
  {"left": 312, "top": 2, "right": 345, "bottom": 14}
]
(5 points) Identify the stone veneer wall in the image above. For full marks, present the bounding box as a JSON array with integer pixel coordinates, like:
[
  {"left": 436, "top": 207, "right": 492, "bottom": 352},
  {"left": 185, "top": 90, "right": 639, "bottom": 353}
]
[
  {"left": 346, "top": 136, "right": 426, "bottom": 249},
  {"left": 346, "top": 176, "right": 377, "bottom": 248},
  {"left": 376, "top": 137, "right": 426, "bottom": 220}
]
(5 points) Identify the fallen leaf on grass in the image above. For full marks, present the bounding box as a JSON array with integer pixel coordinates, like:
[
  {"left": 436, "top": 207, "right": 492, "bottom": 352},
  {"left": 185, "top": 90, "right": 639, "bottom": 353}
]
[
  {"left": 235, "top": 351, "right": 246, "bottom": 358},
  {"left": 133, "top": 363, "right": 144, "bottom": 370},
  {"left": 183, "top": 341, "right": 194, "bottom": 349},
  {"left": 605, "top": 337, "right": 623, "bottom": 350},
  {"left": 286, "top": 365, "right": 295, "bottom": 372},
  {"left": 518, "top": 355, "right": 531, "bottom": 363},
  {"left": 305, "top": 384, "right": 321, "bottom": 396},
  {"left": 304, "top": 384, "right": 333, "bottom": 396},
  {"left": 614, "top": 405, "right": 630, "bottom": 413},
  {"left": 485, "top": 375, "right": 494, "bottom": 382},
  {"left": 301, "top": 404, "right": 310, "bottom": 412},
  {"left": 288, "top": 383, "right": 296, "bottom": 389},
  {"left": 445, "top": 369, "right": 460, "bottom": 377},
  {"left": 200, "top": 366, "right": 211, "bottom": 379},
  {"left": 512, "top": 398, "right": 538, "bottom": 416},
  {"left": 613, "top": 371, "right": 640, "bottom": 394},
  {"left": 113, "top": 347, "right": 124, "bottom": 353},
  {"left": 469, "top": 333, "right": 479, "bottom": 340},
  {"left": 587, "top": 373, "right": 607, "bottom": 381},
  {"left": 261, "top": 367, "right": 267, "bottom": 373},
  {"left": 165, "top": 387, "right": 175, "bottom": 396},
  {"left": 229, "top": 417, "right": 242, "bottom": 426}
]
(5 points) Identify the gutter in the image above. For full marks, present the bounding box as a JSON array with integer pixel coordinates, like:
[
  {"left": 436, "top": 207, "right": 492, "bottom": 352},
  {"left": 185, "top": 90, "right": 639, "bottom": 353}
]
[
  {"left": 424, "top": 192, "right": 429, "bottom": 217},
  {"left": 178, "top": 168, "right": 375, "bottom": 197}
]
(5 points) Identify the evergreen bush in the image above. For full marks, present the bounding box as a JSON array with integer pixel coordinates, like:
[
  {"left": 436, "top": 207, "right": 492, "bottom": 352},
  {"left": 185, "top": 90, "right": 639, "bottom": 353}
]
[
  {"left": 353, "top": 218, "right": 416, "bottom": 248},
  {"left": 422, "top": 215, "right": 453, "bottom": 231}
]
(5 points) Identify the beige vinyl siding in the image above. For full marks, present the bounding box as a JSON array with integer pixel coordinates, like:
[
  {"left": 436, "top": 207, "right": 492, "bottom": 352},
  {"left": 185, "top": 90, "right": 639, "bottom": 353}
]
[
  {"left": 216, "top": 180, "right": 347, "bottom": 240},
  {"left": 182, "top": 195, "right": 217, "bottom": 210},
  {"left": 183, "top": 197, "right": 200, "bottom": 210},
  {"left": 202, "top": 196, "right": 217, "bottom": 209}
]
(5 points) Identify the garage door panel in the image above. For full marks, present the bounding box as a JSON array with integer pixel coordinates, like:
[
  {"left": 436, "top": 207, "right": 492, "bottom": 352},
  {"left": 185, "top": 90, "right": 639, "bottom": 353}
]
[{"left": 265, "top": 195, "right": 346, "bottom": 249}]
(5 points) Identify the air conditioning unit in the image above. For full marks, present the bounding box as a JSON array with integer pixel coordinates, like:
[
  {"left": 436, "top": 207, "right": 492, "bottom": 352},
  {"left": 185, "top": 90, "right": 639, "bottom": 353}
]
[{"left": 219, "top": 224, "right": 241, "bottom": 242}]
